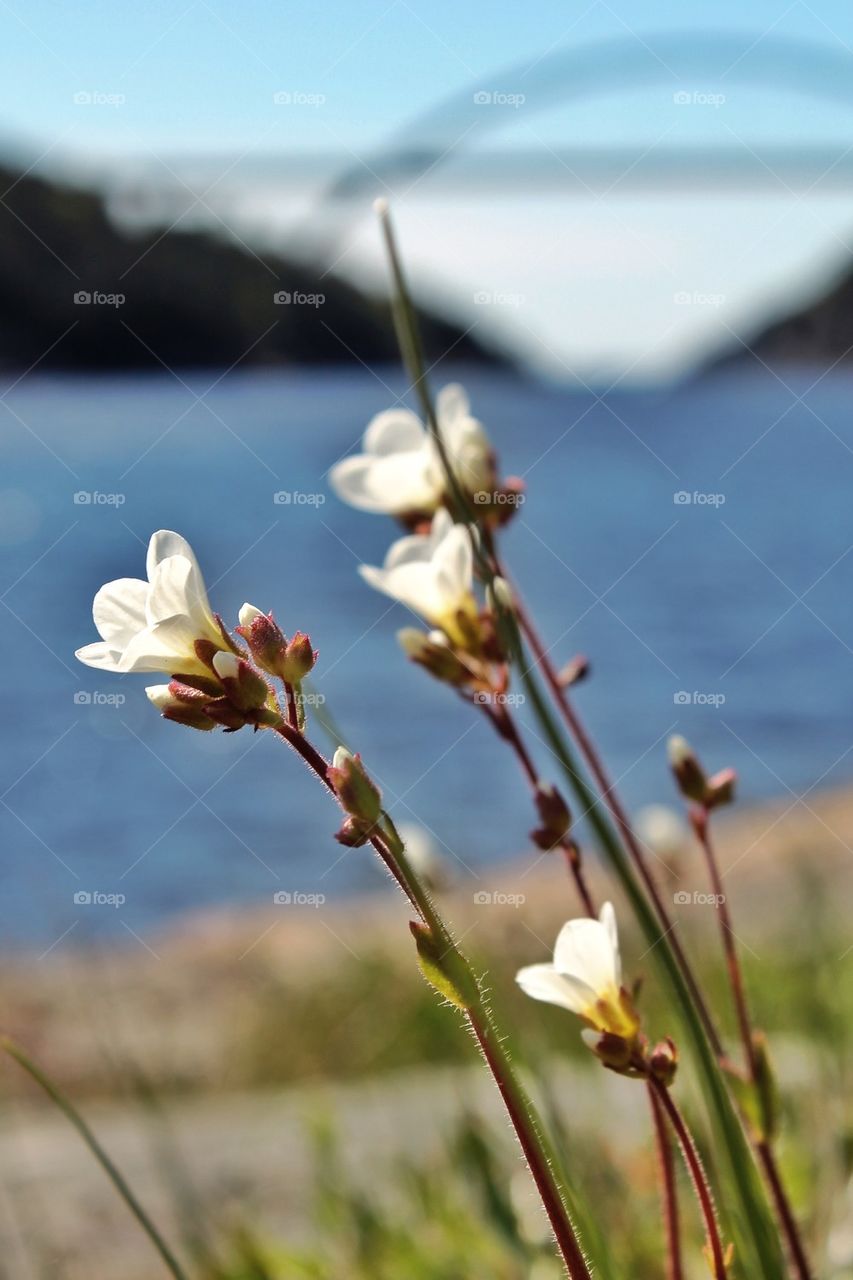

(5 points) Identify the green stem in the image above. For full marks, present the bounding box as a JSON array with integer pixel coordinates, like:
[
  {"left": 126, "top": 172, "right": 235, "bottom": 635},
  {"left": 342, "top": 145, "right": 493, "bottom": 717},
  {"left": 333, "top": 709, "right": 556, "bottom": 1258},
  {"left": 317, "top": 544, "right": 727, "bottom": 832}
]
[
  {"left": 2, "top": 1037, "right": 189, "bottom": 1280},
  {"left": 372, "top": 200, "right": 787, "bottom": 1280}
]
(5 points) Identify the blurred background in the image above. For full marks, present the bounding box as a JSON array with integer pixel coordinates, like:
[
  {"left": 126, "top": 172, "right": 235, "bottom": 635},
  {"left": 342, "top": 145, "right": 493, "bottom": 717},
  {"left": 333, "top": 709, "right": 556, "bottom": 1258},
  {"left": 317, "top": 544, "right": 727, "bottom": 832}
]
[{"left": 2, "top": 3, "right": 853, "bottom": 1277}]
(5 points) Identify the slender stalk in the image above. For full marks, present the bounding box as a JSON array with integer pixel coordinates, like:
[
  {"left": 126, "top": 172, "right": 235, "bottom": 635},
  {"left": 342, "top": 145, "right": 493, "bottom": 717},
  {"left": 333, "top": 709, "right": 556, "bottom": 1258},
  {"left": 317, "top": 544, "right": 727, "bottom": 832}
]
[
  {"left": 691, "top": 808, "right": 756, "bottom": 1077},
  {"left": 1, "top": 1038, "right": 189, "bottom": 1280},
  {"left": 373, "top": 199, "right": 787, "bottom": 1280},
  {"left": 691, "top": 808, "right": 813, "bottom": 1280},
  {"left": 650, "top": 1078, "right": 728, "bottom": 1280},
  {"left": 648, "top": 1081, "right": 684, "bottom": 1280},
  {"left": 270, "top": 722, "right": 592, "bottom": 1278},
  {"left": 503, "top": 569, "right": 724, "bottom": 1057},
  {"left": 483, "top": 698, "right": 596, "bottom": 915}
]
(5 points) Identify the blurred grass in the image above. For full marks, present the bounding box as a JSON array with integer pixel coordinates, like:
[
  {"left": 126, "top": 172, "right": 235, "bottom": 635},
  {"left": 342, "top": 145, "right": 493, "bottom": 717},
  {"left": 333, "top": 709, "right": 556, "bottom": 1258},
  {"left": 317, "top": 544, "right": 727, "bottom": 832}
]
[{"left": 2, "top": 810, "right": 852, "bottom": 1277}]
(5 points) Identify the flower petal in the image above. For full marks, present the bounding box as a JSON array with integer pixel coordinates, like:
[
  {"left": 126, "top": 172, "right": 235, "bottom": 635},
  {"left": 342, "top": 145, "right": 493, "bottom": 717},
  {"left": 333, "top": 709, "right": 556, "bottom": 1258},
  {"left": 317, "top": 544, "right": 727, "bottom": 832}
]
[
  {"left": 553, "top": 917, "right": 619, "bottom": 995},
  {"left": 599, "top": 901, "right": 621, "bottom": 986},
  {"left": 436, "top": 383, "right": 469, "bottom": 426},
  {"left": 515, "top": 963, "right": 596, "bottom": 1015},
  {"left": 146, "top": 532, "right": 215, "bottom": 633},
  {"left": 434, "top": 523, "right": 473, "bottom": 601},
  {"left": 75, "top": 641, "right": 122, "bottom": 671},
  {"left": 91, "top": 578, "right": 148, "bottom": 649},
  {"left": 363, "top": 408, "right": 427, "bottom": 456}
]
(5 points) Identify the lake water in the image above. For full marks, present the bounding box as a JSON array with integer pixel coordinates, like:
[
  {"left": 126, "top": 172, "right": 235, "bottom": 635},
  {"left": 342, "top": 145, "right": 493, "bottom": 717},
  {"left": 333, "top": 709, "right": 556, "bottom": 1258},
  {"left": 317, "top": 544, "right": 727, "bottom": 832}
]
[{"left": 2, "top": 364, "right": 852, "bottom": 945}]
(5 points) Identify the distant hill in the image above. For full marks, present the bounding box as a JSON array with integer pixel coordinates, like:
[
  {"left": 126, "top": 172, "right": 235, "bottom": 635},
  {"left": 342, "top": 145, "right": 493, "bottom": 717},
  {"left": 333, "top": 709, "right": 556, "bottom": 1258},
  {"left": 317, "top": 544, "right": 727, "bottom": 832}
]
[
  {"left": 0, "top": 165, "right": 501, "bottom": 372},
  {"left": 704, "top": 264, "right": 853, "bottom": 374}
]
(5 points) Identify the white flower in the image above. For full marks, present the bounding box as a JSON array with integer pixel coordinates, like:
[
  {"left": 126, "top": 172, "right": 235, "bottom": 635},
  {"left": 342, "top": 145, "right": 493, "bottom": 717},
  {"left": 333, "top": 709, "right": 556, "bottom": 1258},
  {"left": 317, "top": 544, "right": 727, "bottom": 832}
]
[
  {"left": 329, "top": 383, "right": 493, "bottom": 516},
  {"left": 516, "top": 903, "right": 638, "bottom": 1039},
  {"left": 75, "top": 530, "right": 224, "bottom": 677},
  {"left": 358, "top": 508, "right": 477, "bottom": 642}
]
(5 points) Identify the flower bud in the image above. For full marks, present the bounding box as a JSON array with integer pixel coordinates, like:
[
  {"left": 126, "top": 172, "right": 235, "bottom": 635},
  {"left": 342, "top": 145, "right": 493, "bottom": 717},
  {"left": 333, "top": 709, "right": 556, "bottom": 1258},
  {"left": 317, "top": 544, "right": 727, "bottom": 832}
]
[
  {"left": 487, "top": 576, "right": 515, "bottom": 614},
  {"left": 706, "top": 766, "right": 736, "bottom": 810},
  {"left": 397, "top": 627, "right": 471, "bottom": 685},
  {"left": 146, "top": 684, "right": 217, "bottom": 732},
  {"left": 280, "top": 632, "right": 317, "bottom": 682},
  {"left": 328, "top": 747, "right": 382, "bottom": 825},
  {"left": 212, "top": 650, "right": 270, "bottom": 712},
  {"left": 668, "top": 735, "right": 709, "bottom": 805},
  {"left": 581, "top": 1027, "right": 635, "bottom": 1073},
  {"left": 648, "top": 1037, "right": 679, "bottom": 1087},
  {"left": 334, "top": 815, "right": 373, "bottom": 847},
  {"left": 530, "top": 783, "right": 572, "bottom": 851},
  {"left": 238, "top": 602, "right": 264, "bottom": 629},
  {"left": 237, "top": 607, "right": 317, "bottom": 684},
  {"left": 557, "top": 654, "right": 590, "bottom": 688}
]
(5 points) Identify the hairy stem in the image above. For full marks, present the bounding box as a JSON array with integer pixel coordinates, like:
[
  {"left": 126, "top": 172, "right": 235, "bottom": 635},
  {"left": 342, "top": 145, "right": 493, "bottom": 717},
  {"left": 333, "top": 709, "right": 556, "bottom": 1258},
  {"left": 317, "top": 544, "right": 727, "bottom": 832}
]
[
  {"left": 692, "top": 807, "right": 813, "bottom": 1280},
  {"left": 651, "top": 1078, "right": 728, "bottom": 1280},
  {"left": 270, "top": 723, "right": 592, "bottom": 1278},
  {"left": 648, "top": 1081, "right": 684, "bottom": 1280}
]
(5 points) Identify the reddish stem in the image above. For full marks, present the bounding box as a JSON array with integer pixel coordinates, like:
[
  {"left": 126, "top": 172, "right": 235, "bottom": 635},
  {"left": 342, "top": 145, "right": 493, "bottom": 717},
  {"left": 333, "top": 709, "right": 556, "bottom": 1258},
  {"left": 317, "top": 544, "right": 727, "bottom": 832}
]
[
  {"left": 472, "top": 1021, "right": 592, "bottom": 1278},
  {"left": 692, "top": 808, "right": 813, "bottom": 1280},
  {"left": 651, "top": 1079, "right": 728, "bottom": 1280},
  {"left": 648, "top": 1081, "right": 684, "bottom": 1280},
  {"left": 284, "top": 682, "right": 300, "bottom": 731},
  {"left": 691, "top": 808, "right": 756, "bottom": 1077},
  {"left": 484, "top": 700, "right": 596, "bottom": 915},
  {"left": 505, "top": 578, "right": 723, "bottom": 1056}
]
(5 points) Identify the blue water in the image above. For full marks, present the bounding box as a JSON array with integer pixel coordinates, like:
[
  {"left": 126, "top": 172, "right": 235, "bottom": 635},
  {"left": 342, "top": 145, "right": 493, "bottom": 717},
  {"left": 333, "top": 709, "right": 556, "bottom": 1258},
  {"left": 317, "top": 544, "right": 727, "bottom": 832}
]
[{"left": 2, "top": 365, "right": 853, "bottom": 946}]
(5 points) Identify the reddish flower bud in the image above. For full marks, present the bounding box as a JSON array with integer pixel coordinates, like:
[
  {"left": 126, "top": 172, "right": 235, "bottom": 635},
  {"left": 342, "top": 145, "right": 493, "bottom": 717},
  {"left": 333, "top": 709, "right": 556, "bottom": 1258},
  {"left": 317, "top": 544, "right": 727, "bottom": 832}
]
[
  {"left": 649, "top": 1037, "right": 679, "bottom": 1087},
  {"left": 212, "top": 651, "right": 270, "bottom": 713},
  {"left": 706, "top": 767, "right": 737, "bottom": 810},
  {"left": 237, "top": 604, "right": 317, "bottom": 684},
  {"left": 668, "top": 735, "right": 709, "bottom": 805},
  {"left": 530, "top": 783, "right": 572, "bottom": 851},
  {"left": 327, "top": 747, "right": 382, "bottom": 824}
]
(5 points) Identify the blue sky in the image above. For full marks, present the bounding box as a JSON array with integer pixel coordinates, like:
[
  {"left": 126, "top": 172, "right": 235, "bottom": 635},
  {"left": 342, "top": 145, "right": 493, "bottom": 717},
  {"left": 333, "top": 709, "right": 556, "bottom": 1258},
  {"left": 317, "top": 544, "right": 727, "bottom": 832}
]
[{"left": 4, "top": 0, "right": 853, "bottom": 377}]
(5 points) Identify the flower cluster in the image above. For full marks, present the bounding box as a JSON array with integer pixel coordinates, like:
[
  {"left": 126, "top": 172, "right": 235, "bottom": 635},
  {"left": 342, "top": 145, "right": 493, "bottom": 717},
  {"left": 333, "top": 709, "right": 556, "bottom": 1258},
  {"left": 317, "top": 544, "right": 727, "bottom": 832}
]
[
  {"left": 75, "top": 530, "right": 312, "bottom": 735},
  {"left": 333, "top": 385, "right": 519, "bottom": 699}
]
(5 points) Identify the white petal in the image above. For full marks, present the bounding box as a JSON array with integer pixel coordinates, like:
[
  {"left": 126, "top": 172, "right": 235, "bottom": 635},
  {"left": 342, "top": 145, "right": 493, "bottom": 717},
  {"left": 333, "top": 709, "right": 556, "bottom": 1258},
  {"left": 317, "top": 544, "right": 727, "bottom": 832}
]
[
  {"left": 599, "top": 901, "right": 621, "bottom": 986},
  {"left": 434, "top": 523, "right": 473, "bottom": 602},
  {"left": 75, "top": 641, "right": 122, "bottom": 671},
  {"left": 332, "top": 746, "right": 353, "bottom": 769},
  {"left": 145, "top": 684, "right": 174, "bottom": 709},
  {"left": 429, "top": 507, "right": 455, "bottom": 546},
  {"left": 212, "top": 650, "right": 240, "bottom": 680},
  {"left": 329, "top": 456, "right": 394, "bottom": 513},
  {"left": 330, "top": 452, "right": 440, "bottom": 516},
  {"left": 363, "top": 408, "right": 427, "bottom": 456},
  {"left": 114, "top": 622, "right": 188, "bottom": 674},
  {"left": 515, "top": 963, "right": 593, "bottom": 1015},
  {"left": 146, "top": 533, "right": 215, "bottom": 634},
  {"left": 553, "top": 917, "right": 619, "bottom": 995},
  {"left": 91, "top": 578, "right": 148, "bottom": 649},
  {"left": 146, "top": 530, "right": 199, "bottom": 578},
  {"left": 436, "top": 383, "right": 469, "bottom": 426},
  {"left": 239, "top": 603, "right": 264, "bottom": 628},
  {"left": 146, "top": 556, "right": 216, "bottom": 641},
  {"left": 384, "top": 530, "right": 433, "bottom": 571}
]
